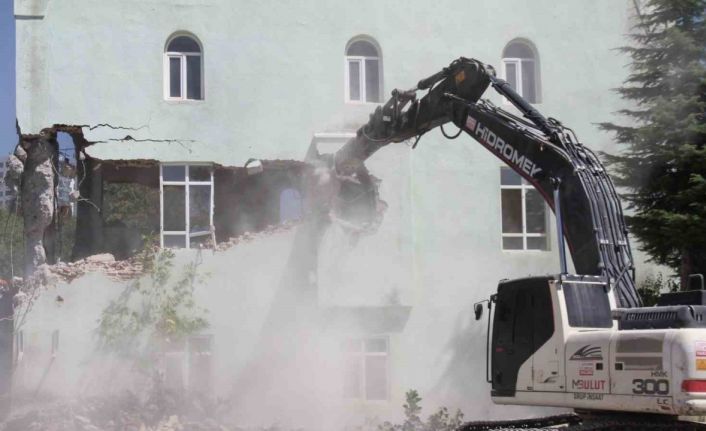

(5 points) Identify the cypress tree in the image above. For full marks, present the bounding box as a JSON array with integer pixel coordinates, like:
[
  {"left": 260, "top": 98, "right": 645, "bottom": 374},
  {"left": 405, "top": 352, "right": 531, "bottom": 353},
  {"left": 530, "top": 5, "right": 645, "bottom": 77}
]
[{"left": 600, "top": 0, "right": 706, "bottom": 287}]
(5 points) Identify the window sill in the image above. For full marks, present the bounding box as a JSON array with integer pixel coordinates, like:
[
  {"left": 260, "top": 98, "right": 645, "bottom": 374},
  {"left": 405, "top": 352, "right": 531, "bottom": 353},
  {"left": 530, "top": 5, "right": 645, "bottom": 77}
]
[
  {"left": 343, "top": 397, "right": 390, "bottom": 404},
  {"left": 344, "top": 100, "right": 383, "bottom": 106},
  {"left": 501, "top": 249, "right": 550, "bottom": 253},
  {"left": 502, "top": 99, "right": 541, "bottom": 106},
  {"left": 164, "top": 98, "right": 205, "bottom": 104}
]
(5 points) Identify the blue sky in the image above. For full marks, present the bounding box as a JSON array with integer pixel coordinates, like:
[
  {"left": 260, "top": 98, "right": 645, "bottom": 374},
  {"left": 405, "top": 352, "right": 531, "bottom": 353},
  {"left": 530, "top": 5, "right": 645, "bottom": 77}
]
[{"left": 0, "top": 1, "right": 14, "bottom": 156}]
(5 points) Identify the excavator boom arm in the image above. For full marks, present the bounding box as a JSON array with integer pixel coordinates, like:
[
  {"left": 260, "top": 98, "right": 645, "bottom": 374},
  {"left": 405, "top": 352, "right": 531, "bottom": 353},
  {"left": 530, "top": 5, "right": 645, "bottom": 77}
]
[{"left": 332, "top": 57, "right": 640, "bottom": 308}]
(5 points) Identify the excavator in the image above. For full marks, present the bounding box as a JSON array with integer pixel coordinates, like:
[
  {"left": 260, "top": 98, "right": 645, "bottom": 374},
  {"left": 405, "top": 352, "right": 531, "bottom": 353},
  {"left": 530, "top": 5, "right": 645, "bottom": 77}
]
[{"left": 316, "top": 58, "right": 706, "bottom": 430}]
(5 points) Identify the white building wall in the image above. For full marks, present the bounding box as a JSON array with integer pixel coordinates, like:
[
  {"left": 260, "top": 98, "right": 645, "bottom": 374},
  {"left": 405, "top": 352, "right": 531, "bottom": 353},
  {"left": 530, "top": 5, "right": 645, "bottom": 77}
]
[{"left": 15, "top": 0, "right": 635, "bottom": 162}]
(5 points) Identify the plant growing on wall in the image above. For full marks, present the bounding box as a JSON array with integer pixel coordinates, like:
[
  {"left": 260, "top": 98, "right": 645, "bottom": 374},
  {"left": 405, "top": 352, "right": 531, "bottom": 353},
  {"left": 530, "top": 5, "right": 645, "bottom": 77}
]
[{"left": 97, "top": 246, "right": 209, "bottom": 357}]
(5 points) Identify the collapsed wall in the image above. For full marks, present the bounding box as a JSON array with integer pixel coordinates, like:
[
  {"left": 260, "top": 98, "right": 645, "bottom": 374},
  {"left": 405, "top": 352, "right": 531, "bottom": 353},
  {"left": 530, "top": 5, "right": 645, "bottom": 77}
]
[
  {"left": 1, "top": 117, "right": 393, "bottom": 427},
  {"left": 13, "top": 225, "right": 297, "bottom": 396}
]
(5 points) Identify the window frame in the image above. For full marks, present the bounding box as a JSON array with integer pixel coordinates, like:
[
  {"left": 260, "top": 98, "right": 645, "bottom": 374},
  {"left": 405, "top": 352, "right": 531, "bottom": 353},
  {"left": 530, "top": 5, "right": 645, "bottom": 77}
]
[
  {"left": 500, "top": 167, "right": 549, "bottom": 252},
  {"left": 344, "top": 45, "right": 382, "bottom": 104},
  {"left": 343, "top": 335, "right": 389, "bottom": 402},
  {"left": 187, "top": 334, "right": 214, "bottom": 393},
  {"left": 501, "top": 38, "right": 540, "bottom": 105},
  {"left": 163, "top": 36, "right": 203, "bottom": 101},
  {"left": 159, "top": 163, "right": 214, "bottom": 249},
  {"left": 502, "top": 58, "right": 523, "bottom": 99}
]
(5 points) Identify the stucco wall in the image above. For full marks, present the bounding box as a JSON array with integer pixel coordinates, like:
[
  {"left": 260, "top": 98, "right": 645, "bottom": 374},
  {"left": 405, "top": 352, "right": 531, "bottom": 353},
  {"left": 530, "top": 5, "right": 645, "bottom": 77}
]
[{"left": 16, "top": 0, "right": 636, "bottom": 162}]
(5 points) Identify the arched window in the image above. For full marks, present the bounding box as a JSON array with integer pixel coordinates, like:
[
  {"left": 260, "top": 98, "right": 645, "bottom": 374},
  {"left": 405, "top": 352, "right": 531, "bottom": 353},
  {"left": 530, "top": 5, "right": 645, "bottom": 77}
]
[
  {"left": 345, "top": 38, "right": 382, "bottom": 103},
  {"left": 164, "top": 34, "right": 203, "bottom": 100},
  {"left": 502, "top": 40, "right": 540, "bottom": 103}
]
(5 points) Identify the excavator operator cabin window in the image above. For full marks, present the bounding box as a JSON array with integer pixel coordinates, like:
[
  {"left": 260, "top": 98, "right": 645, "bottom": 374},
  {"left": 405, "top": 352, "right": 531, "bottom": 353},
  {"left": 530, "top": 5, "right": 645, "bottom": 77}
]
[
  {"left": 500, "top": 167, "right": 548, "bottom": 251},
  {"left": 502, "top": 40, "right": 540, "bottom": 103},
  {"left": 164, "top": 34, "right": 203, "bottom": 101},
  {"left": 345, "top": 38, "right": 382, "bottom": 103}
]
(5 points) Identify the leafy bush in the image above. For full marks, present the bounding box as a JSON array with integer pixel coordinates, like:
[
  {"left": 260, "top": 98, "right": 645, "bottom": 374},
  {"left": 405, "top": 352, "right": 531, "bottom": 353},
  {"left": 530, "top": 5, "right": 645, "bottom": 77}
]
[
  {"left": 378, "top": 390, "right": 464, "bottom": 431},
  {"left": 637, "top": 273, "right": 678, "bottom": 306},
  {"left": 97, "top": 247, "right": 209, "bottom": 357}
]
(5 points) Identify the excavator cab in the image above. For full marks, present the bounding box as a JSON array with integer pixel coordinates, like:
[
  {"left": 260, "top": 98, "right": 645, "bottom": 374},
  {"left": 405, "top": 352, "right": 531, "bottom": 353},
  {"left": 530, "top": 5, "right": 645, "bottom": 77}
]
[{"left": 478, "top": 276, "right": 613, "bottom": 397}]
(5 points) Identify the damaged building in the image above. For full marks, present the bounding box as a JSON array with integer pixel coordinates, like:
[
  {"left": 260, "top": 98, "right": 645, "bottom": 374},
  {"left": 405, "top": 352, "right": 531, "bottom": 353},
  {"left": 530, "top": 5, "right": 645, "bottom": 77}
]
[{"left": 2, "top": 0, "right": 664, "bottom": 429}]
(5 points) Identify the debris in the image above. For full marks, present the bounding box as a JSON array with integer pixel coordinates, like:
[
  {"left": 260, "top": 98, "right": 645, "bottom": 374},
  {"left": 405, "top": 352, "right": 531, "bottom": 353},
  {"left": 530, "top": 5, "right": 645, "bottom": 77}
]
[
  {"left": 12, "top": 292, "right": 27, "bottom": 307},
  {"left": 85, "top": 253, "right": 116, "bottom": 264},
  {"left": 244, "top": 158, "right": 264, "bottom": 176},
  {"left": 0, "top": 392, "right": 301, "bottom": 431},
  {"left": 4, "top": 155, "right": 23, "bottom": 190},
  {"left": 49, "top": 253, "right": 144, "bottom": 283},
  {"left": 42, "top": 222, "right": 299, "bottom": 283},
  {"left": 214, "top": 221, "right": 299, "bottom": 251},
  {"left": 13, "top": 146, "right": 26, "bottom": 163}
]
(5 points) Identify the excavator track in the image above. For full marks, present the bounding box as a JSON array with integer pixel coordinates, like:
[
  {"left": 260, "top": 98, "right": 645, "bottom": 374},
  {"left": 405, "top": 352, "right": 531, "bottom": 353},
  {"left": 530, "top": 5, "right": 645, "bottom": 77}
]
[
  {"left": 457, "top": 413, "right": 706, "bottom": 431},
  {"left": 457, "top": 413, "right": 580, "bottom": 430}
]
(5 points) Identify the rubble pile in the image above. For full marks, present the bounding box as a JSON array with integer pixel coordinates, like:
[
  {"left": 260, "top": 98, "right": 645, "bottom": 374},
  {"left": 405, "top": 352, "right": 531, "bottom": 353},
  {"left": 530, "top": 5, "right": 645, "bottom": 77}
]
[
  {"left": 49, "top": 253, "right": 145, "bottom": 283},
  {"left": 45, "top": 222, "right": 300, "bottom": 283},
  {"left": 0, "top": 392, "right": 300, "bottom": 431},
  {"left": 215, "top": 222, "right": 299, "bottom": 251}
]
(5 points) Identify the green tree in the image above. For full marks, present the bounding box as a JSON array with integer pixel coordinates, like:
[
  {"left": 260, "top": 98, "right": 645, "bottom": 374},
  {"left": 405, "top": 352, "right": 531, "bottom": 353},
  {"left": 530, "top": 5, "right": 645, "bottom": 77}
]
[{"left": 600, "top": 0, "right": 706, "bottom": 287}]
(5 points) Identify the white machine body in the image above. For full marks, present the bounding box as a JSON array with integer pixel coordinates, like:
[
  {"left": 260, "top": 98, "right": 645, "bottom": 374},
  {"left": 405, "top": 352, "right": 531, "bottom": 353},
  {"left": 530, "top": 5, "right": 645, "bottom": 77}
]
[{"left": 488, "top": 275, "right": 706, "bottom": 416}]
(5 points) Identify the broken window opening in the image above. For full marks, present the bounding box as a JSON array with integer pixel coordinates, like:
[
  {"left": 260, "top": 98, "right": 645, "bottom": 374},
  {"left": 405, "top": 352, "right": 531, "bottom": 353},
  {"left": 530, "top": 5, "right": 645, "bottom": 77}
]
[
  {"left": 73, "top": 155, "right": 102, "bottom": 260},
  {"left": 75, "top": 158, "right": 161, "bottom": 261},
  {"left": 103, "top": 171, "right": 160, "bottom": 259},
  {"left": 213, "top": 161, "right": 306, "bottom": 242},
  {"left": 55, "top": 132, "right": 78, "bottom": 264},
  {"left": 67, "top": 156, "right": 305, "bottom": 259},
  {"left": 160, "top": 164, "right": 214, "bottom": 249}
]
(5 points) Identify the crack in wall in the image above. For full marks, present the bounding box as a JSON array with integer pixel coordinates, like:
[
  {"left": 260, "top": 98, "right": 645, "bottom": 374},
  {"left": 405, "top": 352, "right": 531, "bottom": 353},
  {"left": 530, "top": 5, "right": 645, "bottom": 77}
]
[{"left": 86, "top": 123, "right": 149, "bottom": 131}]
